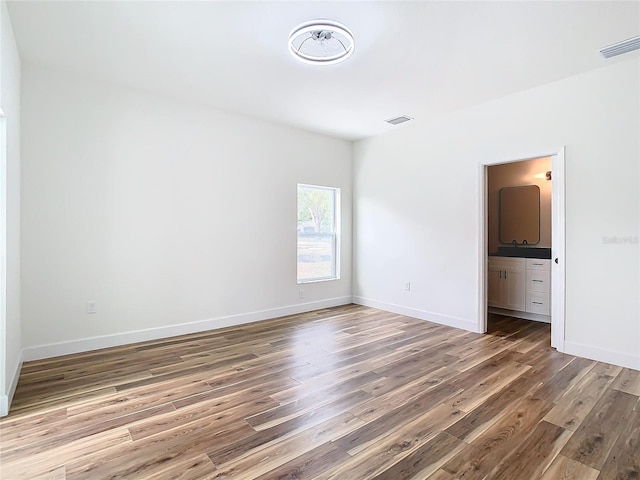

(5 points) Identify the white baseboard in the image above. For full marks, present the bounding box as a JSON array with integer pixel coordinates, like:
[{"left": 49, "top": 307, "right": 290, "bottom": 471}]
[
  {"left": 22, "top": 296, "right": 353, "bottom": 362},
  {"left": 353, "top": 296, "right": 478, "bottom": 332},
  {"left": 7, "top": 352, "right": 22, "bottom": 408},
  {"left": 563, "top": 341, "right": 639, "bottom": 371},
  {"left": 1, "top": 350, "right": 23, "bottom": 417}
]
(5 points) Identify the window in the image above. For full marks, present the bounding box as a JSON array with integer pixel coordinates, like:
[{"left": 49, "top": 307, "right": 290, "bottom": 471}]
[{"left": 297, "top": 184, "right": 340, "bottom": 283}]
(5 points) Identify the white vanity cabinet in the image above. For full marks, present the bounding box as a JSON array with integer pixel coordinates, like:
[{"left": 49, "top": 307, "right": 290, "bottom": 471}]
[
  {"left": 487, "top": 257, "right": 526, "bottom": 312},
  {"left": 488, "top": 256, "right": 551, "bottom": 322},
  {"left": 525, "top": 258, "right": 551, "bottom": 315}
]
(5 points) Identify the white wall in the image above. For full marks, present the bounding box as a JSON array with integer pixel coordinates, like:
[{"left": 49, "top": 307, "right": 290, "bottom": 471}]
[
  {"left": 353, "top": 58, "right": 639, "bottom": 369},
  {"left": 0, "top": 0, "right": 21, "bottom": 416},
  {"left": 21, "top": 65, "right": 352, "bottom": 358}
]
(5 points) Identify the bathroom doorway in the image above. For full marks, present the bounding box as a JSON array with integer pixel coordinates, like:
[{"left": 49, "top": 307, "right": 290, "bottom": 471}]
[{"left": 478, "top": 148, "right": 566, "bottom": 352}]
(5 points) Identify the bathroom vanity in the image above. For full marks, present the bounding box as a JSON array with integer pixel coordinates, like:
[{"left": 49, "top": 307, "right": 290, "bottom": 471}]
[{"left": 488, "top": 253, "right": 551, "bottom": 323}]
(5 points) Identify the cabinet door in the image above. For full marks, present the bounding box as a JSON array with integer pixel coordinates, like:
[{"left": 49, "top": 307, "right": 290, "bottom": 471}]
[
  {"left": 504, "top": 267, "right": 526, "bottom": 311},
  {"left": 487, "top": 265, "right": 503, "bottom": 308}
]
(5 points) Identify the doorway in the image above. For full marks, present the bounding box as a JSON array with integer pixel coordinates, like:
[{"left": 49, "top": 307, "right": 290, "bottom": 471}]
[{"left": 478, "top": 147, "right": 566, "bottom": 352}]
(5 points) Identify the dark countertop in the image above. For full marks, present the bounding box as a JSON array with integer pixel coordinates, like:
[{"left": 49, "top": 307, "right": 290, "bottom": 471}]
[{"left": 489, "top": 246, "right": 552, "bottom": 259}]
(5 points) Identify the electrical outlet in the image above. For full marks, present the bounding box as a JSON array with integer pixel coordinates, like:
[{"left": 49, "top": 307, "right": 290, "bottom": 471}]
[
  {"left": 405, "top": 282, "right": 411, "bottom": 291},
  {"left": 298, "top": 289, "right": 304, "bottom": 299},
  {"left": 87, "top": 301, "right": 97, "bottom": 314}
]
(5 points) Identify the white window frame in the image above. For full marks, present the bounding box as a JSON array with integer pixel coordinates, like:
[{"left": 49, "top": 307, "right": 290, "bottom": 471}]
[{"left": 297, "top": 183, "right": 340, "bottom": 284}]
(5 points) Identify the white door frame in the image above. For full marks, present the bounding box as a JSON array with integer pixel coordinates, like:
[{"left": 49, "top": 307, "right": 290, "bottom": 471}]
[
  {"left": 0, "top": 110, "right": 7, "bottom": 416},
  {"left": 477, "top": 147, "right": 566, "bottom": 352}
]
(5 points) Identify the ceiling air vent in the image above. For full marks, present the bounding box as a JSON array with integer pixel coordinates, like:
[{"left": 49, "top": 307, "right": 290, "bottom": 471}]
[
  {"left": 599, "top": 35, "right": 640, "bottom": 59},
  {"left": 386, "top": 115, "right": 413, "bottom": 125}
]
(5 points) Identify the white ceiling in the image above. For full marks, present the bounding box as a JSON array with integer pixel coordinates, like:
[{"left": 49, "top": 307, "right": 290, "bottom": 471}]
[{"left": 6, "top": 1, "right": 640, "bottom": 140}]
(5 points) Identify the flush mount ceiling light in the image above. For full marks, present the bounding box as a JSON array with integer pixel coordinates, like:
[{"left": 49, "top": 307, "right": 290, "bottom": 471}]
[
  {"left": 288, "top": 20, "right": 354, "bottom": 65},
  {"left": 599, "top": 35, "right": 640, "bottom": 58}
]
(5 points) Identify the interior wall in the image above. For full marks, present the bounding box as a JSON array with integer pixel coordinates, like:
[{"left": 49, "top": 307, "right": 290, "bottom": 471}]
[
  {"left": 353, "top": 58, "right": 639, "bottom": 369},
  {"left": 0, "top": 0, "right": 21, "bottom": 415},
  {"left": 21, "top": 64, "right": 352, "bottom": 355},
  {"left": 487, "top": 156, "right": 552, "bottom": 253}
]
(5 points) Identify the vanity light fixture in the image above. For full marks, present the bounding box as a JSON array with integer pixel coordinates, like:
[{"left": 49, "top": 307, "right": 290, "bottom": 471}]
[
  {"left": 288, "top": 20, "right": 355, "bottom": 65},
  {"left": 533, "top": 171, "right": 552, "bottom": 181}
]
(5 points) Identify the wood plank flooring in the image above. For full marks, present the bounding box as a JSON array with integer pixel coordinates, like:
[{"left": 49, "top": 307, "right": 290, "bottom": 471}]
[{"left": 1, "top": 305, "right": 639, "bottom": 479}]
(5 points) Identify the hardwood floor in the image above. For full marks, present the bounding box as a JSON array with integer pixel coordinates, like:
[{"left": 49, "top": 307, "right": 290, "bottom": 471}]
[{"left": 1, "top": 305, "right": 639, "bottom": 479}]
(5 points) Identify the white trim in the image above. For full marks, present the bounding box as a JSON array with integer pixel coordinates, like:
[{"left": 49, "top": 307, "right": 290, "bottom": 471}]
[
  {"left": 2, "top": 350, "right": 22, "bottom": 416},
  {"left": 478, "top": 162, "right": 488, "bottom": 333},
  {"left": 353, "top": 296, "right": 479, "bottom": 332},
  {"left": 0, "top": 111, "right": 7, "bottom": 415},
  {"left": 478, "top": 147, "right": 566, "bottom": 352},
  {"left": 564, "top": 341, "right": 639, "bottom": 371},
  {"left": 550, "top": 148, "right": 566, "bottom": 351},
  {"left": 0, "top": 338, "right": 20, "bottom": 419},
  {"left": 22, "top": 297, "right": 353, "bottom": 362}
]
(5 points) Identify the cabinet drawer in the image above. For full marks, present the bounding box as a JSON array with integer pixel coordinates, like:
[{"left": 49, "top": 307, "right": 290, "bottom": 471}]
[
  {"left": 526, "top": 292, "right": 550, "bottom": 315},
  {"left": 526, "top": 270, "right": 550, "bottom": 293},
  {"left": 526, "top": 258, "right": 551, "bottom": 271},
  {"left": 489, "top": 257, "right": 526, "bottom": 269}
]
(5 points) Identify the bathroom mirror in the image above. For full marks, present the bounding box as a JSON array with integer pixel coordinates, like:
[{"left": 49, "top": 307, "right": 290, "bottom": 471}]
[{"left": 499, "top": 185, "right": 540, "bottom": 245}]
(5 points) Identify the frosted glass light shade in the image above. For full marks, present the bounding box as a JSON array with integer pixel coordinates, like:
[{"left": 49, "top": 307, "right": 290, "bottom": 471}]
[{"left": 288, "top": 20, "right": 354, "bottom": 65}]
